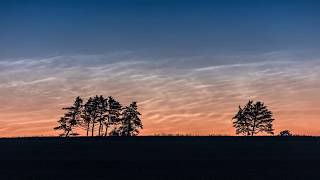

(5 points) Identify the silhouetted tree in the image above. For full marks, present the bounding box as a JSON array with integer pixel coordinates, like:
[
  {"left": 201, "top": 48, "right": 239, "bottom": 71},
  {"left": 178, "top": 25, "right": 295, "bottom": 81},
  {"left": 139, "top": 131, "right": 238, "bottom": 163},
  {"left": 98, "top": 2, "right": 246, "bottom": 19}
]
[
  {"left": 54, "top": 96, "right": 83, "bottom": 137},
  {"left": 119, "top": 101, "right": 143, "bottom": 136},
  {"left": 279, "top": 130, "right": 292, "bottom": 136},
  {"left": 87, "top": 95, "right": 107, "bottom": 136},
  {"left": 81, "top": 97, "right": 94, "bottom": 136},
  {"left": 96, "top": 95, "right": 108, "bottom": 136},
  {"left": 79, "top": 95, "right": 120, "bottom": 136},
  {"left": 104, "top": 96, "right": 122, "bottom": 136},
  {"left": 232, "top": 100, "right": 274, "bottom": 136},
  {"left": 54, "top": 95, "right": 143, "bottom": 137},
  {"left": 54, "top": 117, "right": 69, "bottom": 137}
]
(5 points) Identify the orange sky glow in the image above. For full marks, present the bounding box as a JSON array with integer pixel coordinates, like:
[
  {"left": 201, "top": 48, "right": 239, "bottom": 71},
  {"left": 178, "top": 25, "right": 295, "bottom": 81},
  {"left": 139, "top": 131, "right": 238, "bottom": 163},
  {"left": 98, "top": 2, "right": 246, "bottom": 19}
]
[{"left": 0, "top": 53, "right": 319, "bottom": 137}]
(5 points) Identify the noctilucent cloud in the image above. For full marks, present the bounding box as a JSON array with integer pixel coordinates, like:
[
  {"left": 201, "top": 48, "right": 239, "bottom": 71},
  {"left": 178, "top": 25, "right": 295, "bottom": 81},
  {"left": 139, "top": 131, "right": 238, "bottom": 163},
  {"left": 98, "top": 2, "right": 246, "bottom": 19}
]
[{"left": 0, "top": 0, "right": 320, "bottom": 136}]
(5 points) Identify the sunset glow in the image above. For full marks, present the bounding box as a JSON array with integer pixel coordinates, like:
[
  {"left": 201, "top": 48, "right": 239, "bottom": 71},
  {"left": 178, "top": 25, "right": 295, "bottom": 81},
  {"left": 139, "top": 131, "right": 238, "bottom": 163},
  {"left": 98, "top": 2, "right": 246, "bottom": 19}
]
[{"left": 0, "top": 1, "right": 320, "bottom": 137}]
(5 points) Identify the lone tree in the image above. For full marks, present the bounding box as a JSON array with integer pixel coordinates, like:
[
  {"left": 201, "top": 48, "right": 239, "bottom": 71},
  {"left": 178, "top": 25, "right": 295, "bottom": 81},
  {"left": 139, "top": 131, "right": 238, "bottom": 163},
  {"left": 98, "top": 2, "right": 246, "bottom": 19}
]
[
  {"left": 54, "top": 96, "right": 83, "bottom": 137},
  {"left": 232, "top": 100, "right": 274, "bottom": 136},
  {"left": 119, "top": 101, "right": 143, "bottom": 136},
  {"left": 279, "top": 130, "right": 292, "bottom": 136}
]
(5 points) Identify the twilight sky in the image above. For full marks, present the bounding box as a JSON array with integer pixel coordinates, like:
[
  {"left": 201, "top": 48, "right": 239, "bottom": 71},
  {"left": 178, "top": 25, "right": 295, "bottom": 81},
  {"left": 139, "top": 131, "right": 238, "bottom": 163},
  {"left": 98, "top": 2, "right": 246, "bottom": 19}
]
[{"left": 0, "top": 0, "right": 320, "bottom": 136}]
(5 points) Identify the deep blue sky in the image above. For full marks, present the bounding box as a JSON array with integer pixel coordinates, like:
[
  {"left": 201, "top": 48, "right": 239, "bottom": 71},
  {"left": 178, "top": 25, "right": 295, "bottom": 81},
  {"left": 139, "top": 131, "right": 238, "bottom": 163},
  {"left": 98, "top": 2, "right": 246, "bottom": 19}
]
[{"left": 1, "top": 0, "right": 320, "bottom": 58}]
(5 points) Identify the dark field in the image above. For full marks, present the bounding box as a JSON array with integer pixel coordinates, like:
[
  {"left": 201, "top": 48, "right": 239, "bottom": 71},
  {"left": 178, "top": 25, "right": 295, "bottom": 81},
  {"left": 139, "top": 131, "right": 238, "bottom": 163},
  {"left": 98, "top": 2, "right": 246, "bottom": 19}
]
[{"left": 0, "top": 136, "right": 319, "bottom": 180}]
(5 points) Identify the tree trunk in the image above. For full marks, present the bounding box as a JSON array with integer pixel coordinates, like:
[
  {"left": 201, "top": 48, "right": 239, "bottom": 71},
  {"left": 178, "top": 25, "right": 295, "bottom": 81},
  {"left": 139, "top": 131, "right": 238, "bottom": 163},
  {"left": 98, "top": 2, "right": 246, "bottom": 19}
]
[
  {"left": 91, "top": 122, "right": 95, "bottom": 137},
  {"left": 66, "top": 130, "right": 70, "bottom": 137},
  {"left": 98, "top": 122, "right": 102, "bottom": 136},
  {"left": 127, "top": 121, "right": 131, "bottom": 136},
  {"left": 105, "top": 114, "right": 110, "bottom": 136},
  {"left": 86, "top": 123, "right": 90, "bottom": 136},
  {"left": 251, "top": 118, "right": 256, "bottom": 136},
  {"left": 104, "top": 125, "right": 108, "bottom": 136}
]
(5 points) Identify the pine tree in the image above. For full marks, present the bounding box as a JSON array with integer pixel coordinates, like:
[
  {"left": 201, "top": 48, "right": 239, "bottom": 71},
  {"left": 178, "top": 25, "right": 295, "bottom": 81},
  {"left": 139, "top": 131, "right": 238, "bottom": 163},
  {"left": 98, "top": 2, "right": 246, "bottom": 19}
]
[
  {"left": 119, "top": 101, "right": 143, "bottom": 136},
  {"left": 104, "top": 96, "right": 122, "bottom": 136},
  {"left": 54, "top": 96, "right": 83, "bottom": 137},
  {"left": 88, "top": 95, "right": 104, "bottom": 136},
  {"left": 232, "top": 100, "right": 274, "bottom": 136},
  {"left": 96, "top": 95, "right": 108, "bottom": 136},
  {"left": 54, "top": 117, "right": 70, "bottom": 137},
  {"left": 82, "top": 97, "right": 94, "bottom": 136}
]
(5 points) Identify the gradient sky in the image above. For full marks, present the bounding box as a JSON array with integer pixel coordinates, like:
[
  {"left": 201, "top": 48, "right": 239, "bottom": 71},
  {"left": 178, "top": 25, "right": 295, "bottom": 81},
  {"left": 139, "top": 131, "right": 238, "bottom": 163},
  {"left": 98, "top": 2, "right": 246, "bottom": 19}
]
[{"left": 0, "top": 0, "right": 320, "bottom": 136}]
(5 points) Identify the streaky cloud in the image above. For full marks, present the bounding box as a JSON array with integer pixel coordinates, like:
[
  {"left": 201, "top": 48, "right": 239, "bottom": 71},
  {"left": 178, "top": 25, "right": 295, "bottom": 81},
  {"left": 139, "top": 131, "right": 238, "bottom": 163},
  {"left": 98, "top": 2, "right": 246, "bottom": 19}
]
[{"left": 0, "top": 51, "right": 319, "bottom": 136}]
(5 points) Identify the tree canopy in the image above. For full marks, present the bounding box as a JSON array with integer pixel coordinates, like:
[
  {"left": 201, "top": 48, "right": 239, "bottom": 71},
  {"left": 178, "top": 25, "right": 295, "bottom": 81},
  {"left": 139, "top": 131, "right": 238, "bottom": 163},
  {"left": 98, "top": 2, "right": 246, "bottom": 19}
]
[
  {"left": 54, "top": 96, "right": 83, "bottom": 137},
  {"left": 232, "top": 100, "right": 274, "bottom": 136},
  {"left": 54, "top": 96, "right": 143, "bottom": 137}
]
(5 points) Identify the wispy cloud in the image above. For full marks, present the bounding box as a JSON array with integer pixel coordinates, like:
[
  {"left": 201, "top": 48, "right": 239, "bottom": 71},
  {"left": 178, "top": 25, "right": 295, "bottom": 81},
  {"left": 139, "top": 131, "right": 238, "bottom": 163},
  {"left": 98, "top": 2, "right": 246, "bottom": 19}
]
[
  {"left": 0, "top": 51, "right": 319, "bottom": 136},
  {"left": 0, "top": 77, "right": 57, "bottom": 88}
]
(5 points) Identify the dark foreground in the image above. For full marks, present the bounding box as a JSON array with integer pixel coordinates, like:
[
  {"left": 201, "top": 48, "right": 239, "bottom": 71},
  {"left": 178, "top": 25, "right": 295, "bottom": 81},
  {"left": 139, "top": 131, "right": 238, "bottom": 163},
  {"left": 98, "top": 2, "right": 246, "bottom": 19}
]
[{"left": 0, "top": 136, "right": 319, "bottom": 180}]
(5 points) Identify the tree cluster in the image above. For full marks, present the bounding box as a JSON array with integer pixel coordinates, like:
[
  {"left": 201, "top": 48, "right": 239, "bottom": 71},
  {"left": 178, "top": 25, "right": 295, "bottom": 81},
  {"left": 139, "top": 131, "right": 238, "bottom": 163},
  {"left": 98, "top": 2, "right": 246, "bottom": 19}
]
[
  {"left": 54, "top": 98, "right": 281, "bottom": 137},
  {"left": 54, "top": 96, "right": 143, "bottom": 137}
]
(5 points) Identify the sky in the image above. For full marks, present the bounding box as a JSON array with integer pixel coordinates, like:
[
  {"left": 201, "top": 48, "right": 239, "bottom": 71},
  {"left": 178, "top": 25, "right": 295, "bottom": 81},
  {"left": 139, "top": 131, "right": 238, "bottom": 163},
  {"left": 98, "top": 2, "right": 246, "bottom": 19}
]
[{"left": 0, "top": 0, "right": 320, "bottom": 136}]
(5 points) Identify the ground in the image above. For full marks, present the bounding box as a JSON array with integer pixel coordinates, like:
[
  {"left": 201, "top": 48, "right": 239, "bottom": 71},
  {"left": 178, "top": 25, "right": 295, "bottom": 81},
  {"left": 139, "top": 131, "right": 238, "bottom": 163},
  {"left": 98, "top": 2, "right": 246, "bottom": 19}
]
[{"left": 0, "top": 136, "right": 319, "bottom": 180}]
